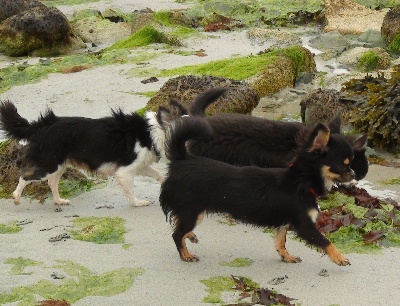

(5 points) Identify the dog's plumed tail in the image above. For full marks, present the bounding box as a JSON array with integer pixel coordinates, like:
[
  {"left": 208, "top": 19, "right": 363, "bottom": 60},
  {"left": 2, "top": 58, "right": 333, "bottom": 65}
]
[
  {"left": 0, "top": 100, "right": 57, "bottom": 140},
  {"left": 166, "top": 117, "right": 214, "bottom": 161},
  {"left": 188, "top": 88, "right": 228, "bottom": 116}
]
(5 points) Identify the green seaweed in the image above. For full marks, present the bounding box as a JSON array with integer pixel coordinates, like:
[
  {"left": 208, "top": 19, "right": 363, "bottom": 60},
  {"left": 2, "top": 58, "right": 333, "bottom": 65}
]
[
  {"left": 200, "top": 276, "right": 259, "bottom": 304},
  {"left": 358, "top": 50, "right": 380, "bottom": 71},
  {"left": 0, "top": 259, "right": 143, "bottom": 304},
  {"left": 380, "top": 177, "right": 400, "bottom": 185},
  {"left": 107, "top": 26, "right": 171, "bottom": 50},
  {"left": 0, "top": 221, "right": 22, "bottom": 234},
  {"left": 58, "top": 177, "right": 106, "bottom": 199},
  {"left": 4, "top": 257, "right": 43, "bottom": 275},
  {"left": 153, "top": 45, "right": 313, "bottom": 81},
  {"left": 388, "top": 32, "right": 400, "bottom": 53},
  {"left": 319, "top": 192, "right": 355, "bottom": 210},
  {"left": 69, "top": 216, "right": 127, "bottom": 244},
  {"left": 219, "top": 257, "right": 254, "bottom": 267}
]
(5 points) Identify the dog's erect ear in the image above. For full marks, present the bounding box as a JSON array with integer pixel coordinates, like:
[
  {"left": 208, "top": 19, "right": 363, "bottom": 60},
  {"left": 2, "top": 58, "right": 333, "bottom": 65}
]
[
  {"left": 157, "top": 106, "right": 171, "bottom": 126},
  {"left": 328, "top": 116, "right": 341, "bottom": 134},
  {"left": 309, "top": 123, "right": 330, "bottom": 152},
  {"left": 169, "top": 99, "right": 188, "bottom": 117},
  {"left": 352, "top": 134, "right": 368, "bottom": 152}
]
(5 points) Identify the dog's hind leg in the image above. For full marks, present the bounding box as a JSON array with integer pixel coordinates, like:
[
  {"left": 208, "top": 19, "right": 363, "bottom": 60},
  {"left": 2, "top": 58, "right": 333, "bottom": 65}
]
[
  {"left": 114, "top": 168, "right": 149, "bottom": 207},
  {"left": 12, "top": 177, "right": 31, "bottom": 204},
  {"left": 172, "top": 217, "right": 199, "bottom": 262},
  {"left": 274, "top": 226, "right": 302, "bottom": 263},
  {"left": 137, "top": 165, "right": 164, "bottom": 183},
  {"left": 47, "top": 165, "right": 69, "bottom": 205}
]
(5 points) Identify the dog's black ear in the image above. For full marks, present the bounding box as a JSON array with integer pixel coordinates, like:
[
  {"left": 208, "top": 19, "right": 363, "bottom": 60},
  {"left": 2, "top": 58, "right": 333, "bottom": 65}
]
[
  {"left": 352, "top": 134, "right": 368, "bottom": 152},
  {"left": 309, "top": 123, "right": 330, "bottom": 152},
  {"left": 328, "top": 116, "right": 341, "bottom": 133},
  {"left": 169, "top": 99, "right": 188, "bottom": 117}
]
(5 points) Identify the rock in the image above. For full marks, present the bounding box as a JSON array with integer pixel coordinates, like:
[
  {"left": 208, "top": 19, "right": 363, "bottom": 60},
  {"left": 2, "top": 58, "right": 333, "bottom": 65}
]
[
  {"left": 247, "top": 28, "right": 302, "bottom": 46},
  {"left": 131, "top": 9, "right": 154, "bottom": 33},
  {"left": 249, "top": 46, "right": 316, "bottom": 97},
  {"left": 381, "top": 7, "right": 400, "bottom": 52},
  {"left": 357, "top": 30, "right": 385, "bottom": 48},
  {"left": 308, "top": 30, "right": 349, "bottom": 55},
  {"left": 338, "top": 47, "right": 391, "bottom": 71},
  {"left": 323, "top": 0, "right": 387, "bottom": 35},
  {"left": 72, "top": 11, "right": 131, "bottom": 45},
  {"left": 146, "top": 75, "right": 259, "bottom": 115},
  {"left": 0, "top": 0, "right": 45, "bottom": 22},
  {"left": 0, "top": 6, "right": 71, "bottom": 56},
  {"left": 300, "top": 88, "right": 355, "bottom": 126}
]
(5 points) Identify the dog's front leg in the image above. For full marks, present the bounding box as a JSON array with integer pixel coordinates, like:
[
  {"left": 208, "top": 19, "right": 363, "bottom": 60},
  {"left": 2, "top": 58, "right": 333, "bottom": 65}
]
[
  {"left": 295, "top": 215, "right": 350, "bottom": 266},
  {"left": 274, "top": 226, "right": 302, "bottom": 263}
]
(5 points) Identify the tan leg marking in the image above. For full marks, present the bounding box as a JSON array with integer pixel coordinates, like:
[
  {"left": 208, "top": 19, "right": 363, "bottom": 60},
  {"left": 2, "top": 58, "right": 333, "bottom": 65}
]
[
  {"left": 274, "top": 226, "right": 302, "bottom": 263},
  {"left": 186, "top": 231, "right": 199, "bottom": 243},
  {"left": 179, "top": 232, "right": 199, "bottom": 262},
  {"left": 325, "top": 243, "right": 350, "bottom": 266}
]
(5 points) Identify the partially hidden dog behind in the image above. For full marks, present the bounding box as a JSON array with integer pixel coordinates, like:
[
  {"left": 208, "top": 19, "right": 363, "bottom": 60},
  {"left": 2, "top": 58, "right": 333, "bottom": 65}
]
[
  {"left": 160, "top": 115, "right": 356, "bottom": 266},
  {"left": 169, "top": 88, "right": 369, "bottom": 181},
  {"left": 0, "top": 100, "right": 189, "bottom": 206}
]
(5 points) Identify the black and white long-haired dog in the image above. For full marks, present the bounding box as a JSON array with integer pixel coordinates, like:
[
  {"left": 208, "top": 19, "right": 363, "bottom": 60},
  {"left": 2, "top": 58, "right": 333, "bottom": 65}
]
[
  {"left": 174, "top": 88, "right": 368, "bottom": 181},
  {"left": 160, "top": 116, "right": 355, "bottom": 266},
  {"left": 0, "top": 100, "right": 185, "bottom": 206}
]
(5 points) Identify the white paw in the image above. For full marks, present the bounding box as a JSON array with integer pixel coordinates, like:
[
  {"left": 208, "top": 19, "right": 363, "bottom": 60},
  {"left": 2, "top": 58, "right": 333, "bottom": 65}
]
[
  {"left": 131, "top": 198, "right": 150, "bottom": 207},
  {"left": 55, "top": 198, "right": 70, "bottom": 205},
  {"left": 12, "top": 192, "right": 21, "bottom": 205}
]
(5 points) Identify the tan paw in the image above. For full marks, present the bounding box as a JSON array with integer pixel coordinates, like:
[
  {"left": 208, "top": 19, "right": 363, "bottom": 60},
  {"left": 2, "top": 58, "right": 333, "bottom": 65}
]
[{"left": 181, "top": 254, "right": 199, "bottom": 262}]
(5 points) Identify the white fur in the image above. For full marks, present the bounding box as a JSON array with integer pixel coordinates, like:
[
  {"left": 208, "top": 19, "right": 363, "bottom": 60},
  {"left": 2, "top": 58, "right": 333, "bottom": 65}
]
[
  {"left": 145, "top": 112, "right": 166, "bottom": 159},
  {"left": 308, "top": 208, "right": 319, "bottom": 224}
]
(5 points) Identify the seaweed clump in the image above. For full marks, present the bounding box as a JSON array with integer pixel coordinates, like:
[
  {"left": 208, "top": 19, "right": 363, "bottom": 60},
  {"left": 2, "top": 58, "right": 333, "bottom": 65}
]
[{"left": 342, "top": 65, "right": 400, "bottom": 153}]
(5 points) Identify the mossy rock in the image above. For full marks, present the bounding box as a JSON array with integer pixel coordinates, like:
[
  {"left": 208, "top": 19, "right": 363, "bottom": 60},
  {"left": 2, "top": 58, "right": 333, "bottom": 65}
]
[
  {"left": 131, "top": 9, "right": 154, "bottom": 33},
  {"left": 248, "top": 46, "right": 316, "bottom": 97},
  {"left": 71, "top": 11, "right": 131, "bottom": 45},
  {"left": 0, "top": 0, "right": 45, "bottom": 22},
  {"left": 381, "top": 7, "right": 400, "bottom": 52},
  {"left": 0, "top": 6, "right": 71, "bottom": 56},
  {"left": 146, "top": 75, "right": 259, "bottom": 115},
  {"left": 338, "top": 47, "right": 391, "bottom": 71},
  {"left": 300, "top": 88, "right": 355, "bottom": 127}
]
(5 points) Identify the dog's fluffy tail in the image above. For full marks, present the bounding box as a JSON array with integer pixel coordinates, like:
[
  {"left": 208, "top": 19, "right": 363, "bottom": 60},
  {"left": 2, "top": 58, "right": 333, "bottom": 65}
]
[
  {"left": 188, "top": 88, "right": 228, "bottom": 116},
  {"left": 0, "top": 100, "right": 57, "bottom": 140},
  {"left": 166, "top": 116, "right": 214, "bottom": 161}
]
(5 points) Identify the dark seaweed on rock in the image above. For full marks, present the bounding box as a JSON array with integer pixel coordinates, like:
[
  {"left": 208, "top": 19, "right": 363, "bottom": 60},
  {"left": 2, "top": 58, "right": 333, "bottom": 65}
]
[{"left": 342, "top": 65, "right": 400, "bottom": 153}]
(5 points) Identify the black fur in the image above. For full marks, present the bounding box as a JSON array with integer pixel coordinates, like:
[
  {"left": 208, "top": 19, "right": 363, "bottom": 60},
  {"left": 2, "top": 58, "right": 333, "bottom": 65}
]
[
  {"left": 160, "top": 116, "right": 354, "bottom": 265},
  {"left": 186, "top": 89, "right": 368, "bottom": 181},
  {"left": 0, "top": 100, "right": 164, "bottom": 206}
]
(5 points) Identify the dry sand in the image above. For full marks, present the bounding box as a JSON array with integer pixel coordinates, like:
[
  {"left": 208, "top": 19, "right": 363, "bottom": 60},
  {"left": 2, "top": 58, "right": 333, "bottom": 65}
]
[{"left": 1, "top": 1, "right": 400, "bottom": 305}]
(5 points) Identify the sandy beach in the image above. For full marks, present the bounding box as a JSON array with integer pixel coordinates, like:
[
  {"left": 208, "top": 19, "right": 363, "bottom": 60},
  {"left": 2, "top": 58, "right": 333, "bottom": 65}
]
[{"left": 1, "top": 1, "right": 400, "bottom": 305}]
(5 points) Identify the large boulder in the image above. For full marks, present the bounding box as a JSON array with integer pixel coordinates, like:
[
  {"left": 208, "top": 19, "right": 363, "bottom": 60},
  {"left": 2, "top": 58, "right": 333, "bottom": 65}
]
[
  {"left": 300, "top": 88, "right": 355, "bottom": 127},
  {"left": 248, "top": 46, "right": 316, "bottom": 96},
  {"left": 323, "top": 0, "right": 386, "bottom": 35},
  {"left": 0, "top": 0, "right": 44, "bottom": 22},
  {"left": 0, "top": 6, "right": 71, "bottom": 56},
  {"left": 72, "top": 9, "right": 131, "bottom": 46},
  {"left": 381, "top": 7, "right": 400, "bottom": 53},
  {"left": 147, "top": 75, "right": 260, "bottom": 115}
]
